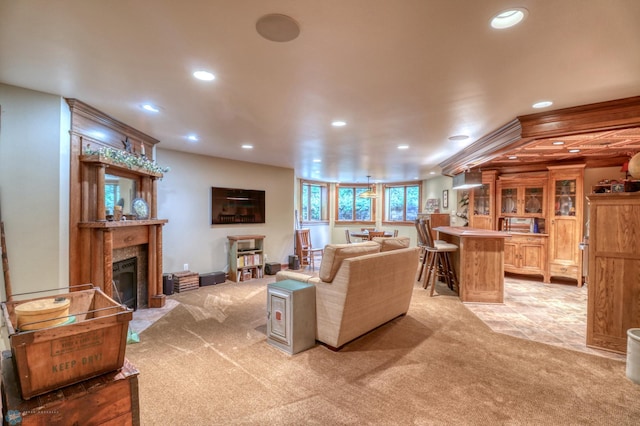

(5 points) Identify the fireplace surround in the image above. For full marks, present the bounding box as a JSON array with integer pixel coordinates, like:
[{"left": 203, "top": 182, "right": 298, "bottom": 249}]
[{"left": 67, "top": 99, "right": 168, "bottom": 308}]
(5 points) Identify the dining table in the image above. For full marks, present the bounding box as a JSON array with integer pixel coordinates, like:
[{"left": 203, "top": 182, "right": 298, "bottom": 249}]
[{"left": 350, "top": 230, "right": 393, "bottom": 240}]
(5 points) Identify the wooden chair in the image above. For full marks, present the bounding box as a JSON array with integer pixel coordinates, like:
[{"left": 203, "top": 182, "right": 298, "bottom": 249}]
[
  {"left": 359, "top": 227, "right": 376, "bottom": 241},
  {"left": 344, "top": 229, "right": 352, "bottom": 244},
  {"left": 296, "top": 228, "right": 323, "bottom": 271},
  {"left": 367, "top": 231, "right": 386, "bottom": 240}
]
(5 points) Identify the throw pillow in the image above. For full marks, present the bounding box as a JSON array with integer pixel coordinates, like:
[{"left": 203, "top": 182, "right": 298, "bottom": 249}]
[{"left": 319, "top": 241, "right": 380, "bottom": 282}]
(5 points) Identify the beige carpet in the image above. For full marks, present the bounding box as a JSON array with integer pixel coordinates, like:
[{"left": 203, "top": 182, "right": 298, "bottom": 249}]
[{"left": 126, "top": 278, "right": 640, "bottom": 425}]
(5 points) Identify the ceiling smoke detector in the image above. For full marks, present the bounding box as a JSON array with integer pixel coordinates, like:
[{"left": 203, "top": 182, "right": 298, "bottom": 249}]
[{"left": 256, "top": 14, "right": 300, "bottom": 42}]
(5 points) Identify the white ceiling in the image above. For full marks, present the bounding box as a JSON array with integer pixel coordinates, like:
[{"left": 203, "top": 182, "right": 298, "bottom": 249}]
[{"left": 1, "top": 0, "right": 639, "bottom": 183}]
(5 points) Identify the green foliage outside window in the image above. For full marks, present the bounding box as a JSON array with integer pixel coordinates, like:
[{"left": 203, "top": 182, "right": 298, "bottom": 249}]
[
  {"left": 301, "top": 181, "right": 328, "bottom": 222},
  {"left": 337, "top": 187, "right": 372, "bottom": 221},
  {"left": 384, "top": 184, "right": 420, "bottom": 222}
]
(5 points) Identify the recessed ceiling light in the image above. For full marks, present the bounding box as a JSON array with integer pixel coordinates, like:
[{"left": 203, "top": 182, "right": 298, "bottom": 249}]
[
  {"left": 508, "top": 156, "right": 518, "bottom": 160},
  {"left": 187, "top": 134, "right": 199, "bottom": 141},
  {"left": 448, "top": 134, "right": 469, "bottom": 141},
  {"left": 331, "top": 120, "right": 347, "bottom": 127},
  {"left": 429, "top": 171, "right": 436, "bottom": 175},
  {"left": 491, "top": 8, "right": 528, "bottom": 29},
  {"left": 193, "top": 70, "right": 215, "bottom": 81},
  {"left": 532, "top": 100, "right": 553, "bottom": 109},
  {"left": 552, "top": 141, "right": 565, "bottom": 145},
  {"left": 141, "top": 104, "right": 160, "bottom": 113},
  {"left": 397, "top": 144, "right": 409, "bottom": 150},
  {"left": 569, "top": 149, "right": 581, "bottom": 153},
  {"left": 241, "top": 144, "right": 253, "bottom": 150},
  {"left": 313, "top": 158, "right": 322, "bottom": 163}
]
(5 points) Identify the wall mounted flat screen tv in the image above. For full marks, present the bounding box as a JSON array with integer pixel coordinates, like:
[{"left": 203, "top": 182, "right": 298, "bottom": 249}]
[{"left": 211, "top": 187, "right": 265, "bottom": 225}]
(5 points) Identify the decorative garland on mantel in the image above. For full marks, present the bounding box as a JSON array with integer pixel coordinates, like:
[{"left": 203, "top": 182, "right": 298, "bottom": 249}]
[{"left": 83, "top": 146, "right": 170, "bottom": 175}]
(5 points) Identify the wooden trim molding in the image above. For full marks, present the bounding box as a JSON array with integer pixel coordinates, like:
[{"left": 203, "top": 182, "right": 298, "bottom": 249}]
[
  {"left": 439, "top": 119, "right": 523, "bottom": 176},
  {"left": 440, "top": 96, "right": 640, "bottom": 176},
  {"left": 519, "top": 96, "right": 640, "bottom": 139}
]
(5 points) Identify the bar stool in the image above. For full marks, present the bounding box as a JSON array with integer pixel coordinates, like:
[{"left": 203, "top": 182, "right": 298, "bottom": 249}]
[
  {"left": 420, "top": 219, "right": 459, "bottom": 296},
  {"left": 414, "top": 219, "right": 429, "bottom": 282}
]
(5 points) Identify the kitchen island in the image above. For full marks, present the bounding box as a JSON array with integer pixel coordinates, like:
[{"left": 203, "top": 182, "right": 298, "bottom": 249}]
[{"left": 434, "top": 226, "right": 511, "bottom": 303}]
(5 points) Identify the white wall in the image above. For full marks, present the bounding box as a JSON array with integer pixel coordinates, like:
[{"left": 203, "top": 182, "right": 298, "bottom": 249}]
[
  {"left": 156, "top": 149, "right": 295, "bottom": 274},
  {"left": 0, "top": 83, "right": 70, "bottom": 298},
  {"left": 423, "top": 175, "right": 453, "bottom": 212}
]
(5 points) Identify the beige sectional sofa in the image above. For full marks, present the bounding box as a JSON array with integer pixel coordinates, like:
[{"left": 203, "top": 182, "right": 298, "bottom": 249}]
[{"left": 275, "top": 237, "right": 420, "bottom": 349}]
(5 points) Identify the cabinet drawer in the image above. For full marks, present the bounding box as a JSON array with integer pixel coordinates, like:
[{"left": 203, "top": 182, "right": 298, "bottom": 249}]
[
  {"left": 549, "top": 263, "right": 578, "bottom": 278},
  {"left": 508, "top": 234, "right": 547, "bottom": 245}
]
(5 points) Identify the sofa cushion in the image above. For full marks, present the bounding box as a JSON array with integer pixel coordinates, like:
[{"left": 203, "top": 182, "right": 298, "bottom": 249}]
[
  {"left": 319, "top": 241, "right": 380, "bottom": 282},
  {"left": 372, "top": 236, "right": 411, "bottom": 252}
]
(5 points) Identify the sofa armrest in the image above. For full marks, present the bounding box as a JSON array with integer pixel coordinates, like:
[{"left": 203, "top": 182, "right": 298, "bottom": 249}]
[{"left": 275, "top": 270, "right": 312, "bottom": 283}]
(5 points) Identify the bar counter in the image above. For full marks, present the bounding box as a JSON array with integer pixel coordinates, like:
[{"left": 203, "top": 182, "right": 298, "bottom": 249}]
[{"left": 434, "top": 226, "right": 511, "bottom": 303}]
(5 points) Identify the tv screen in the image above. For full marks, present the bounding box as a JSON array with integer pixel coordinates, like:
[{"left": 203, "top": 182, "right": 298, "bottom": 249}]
[{"left": 211, "top": 187, "right": 265, "bottom": 225}]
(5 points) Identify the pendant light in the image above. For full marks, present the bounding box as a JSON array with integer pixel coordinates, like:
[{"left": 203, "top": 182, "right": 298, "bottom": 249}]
[{"left": 359, "top": 175, "right": 378, "bottom": 199}]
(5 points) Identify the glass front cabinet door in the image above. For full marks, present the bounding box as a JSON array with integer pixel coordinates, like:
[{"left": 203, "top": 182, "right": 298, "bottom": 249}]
[
  {"left": 469, "top": 170, "right": 497, "bottom": 230},
  {"left": 547, "top": 165, "right": 585, "bottom": 284},
  {"left": 497, "top": 177, "right": 546, "bottom": 218}
]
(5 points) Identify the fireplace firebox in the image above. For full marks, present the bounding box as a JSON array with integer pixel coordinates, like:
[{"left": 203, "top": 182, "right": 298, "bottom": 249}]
[{"left": 113, "top": 257, "right": 137, "bottom": 310}]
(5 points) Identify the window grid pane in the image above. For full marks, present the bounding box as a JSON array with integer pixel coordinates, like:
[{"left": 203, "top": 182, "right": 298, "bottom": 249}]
[
  {"left": 301, "top": 181, "right": 329, "bottom": 222},
  {"left": 384, "top": 184, "right": 421, "bottom": 222}
]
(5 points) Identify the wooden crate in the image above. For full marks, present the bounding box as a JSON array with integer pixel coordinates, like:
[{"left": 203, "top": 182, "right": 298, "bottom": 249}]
[
  {"left": 1, "top": 287, "right": 132, "bottom": 400},
  {"left": 173, "top": 271, "right": 199, "bottom": 292},
  {"left": 2, "top": 352, "right": 140, "bottom": 425}
]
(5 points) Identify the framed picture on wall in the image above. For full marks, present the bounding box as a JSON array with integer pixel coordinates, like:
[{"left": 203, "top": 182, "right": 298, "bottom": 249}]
[
  {"left": 442, "top": 190, "right": 449, "bottom": 209},
  {"left": 425, "top": 198, "right": 440, "bottom": 213}
]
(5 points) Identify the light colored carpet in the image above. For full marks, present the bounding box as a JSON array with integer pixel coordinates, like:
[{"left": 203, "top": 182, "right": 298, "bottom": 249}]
[{"left": 126, "top": 278, "right": 640, "bottom": 425}]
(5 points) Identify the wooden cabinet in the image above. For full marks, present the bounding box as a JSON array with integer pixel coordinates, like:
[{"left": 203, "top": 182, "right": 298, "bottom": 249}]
[
  {"left": 495, "top": 172, "right": 550, "bottom": 281},
  {"left": 497, "top": 173, "right": 547, "bottom": 218},
  {"left": 547, "top": 165, "right": 585, "bottom": 284},
  {"left": 477, "top": 164, "right": 585, "bottom": 285},
  {"left": 228, "top": 235, "right": 265, "bottom": 282},
  {"left": 469, "top": 170, "right": 497, "bottom": 230},
  {"left": 503, "top": 234, "right": 548, "bottom": 281},
  {"left": 586, "top": 192, "right": 640, "bottom": 354}
]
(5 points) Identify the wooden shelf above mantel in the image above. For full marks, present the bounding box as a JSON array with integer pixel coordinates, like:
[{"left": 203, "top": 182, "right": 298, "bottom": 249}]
[
  {"left": 80, "top": 155, "right": 164, "bottom": 178},
  {"left": 78, "top": 219, "right": 168, "bottom": 228}
]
